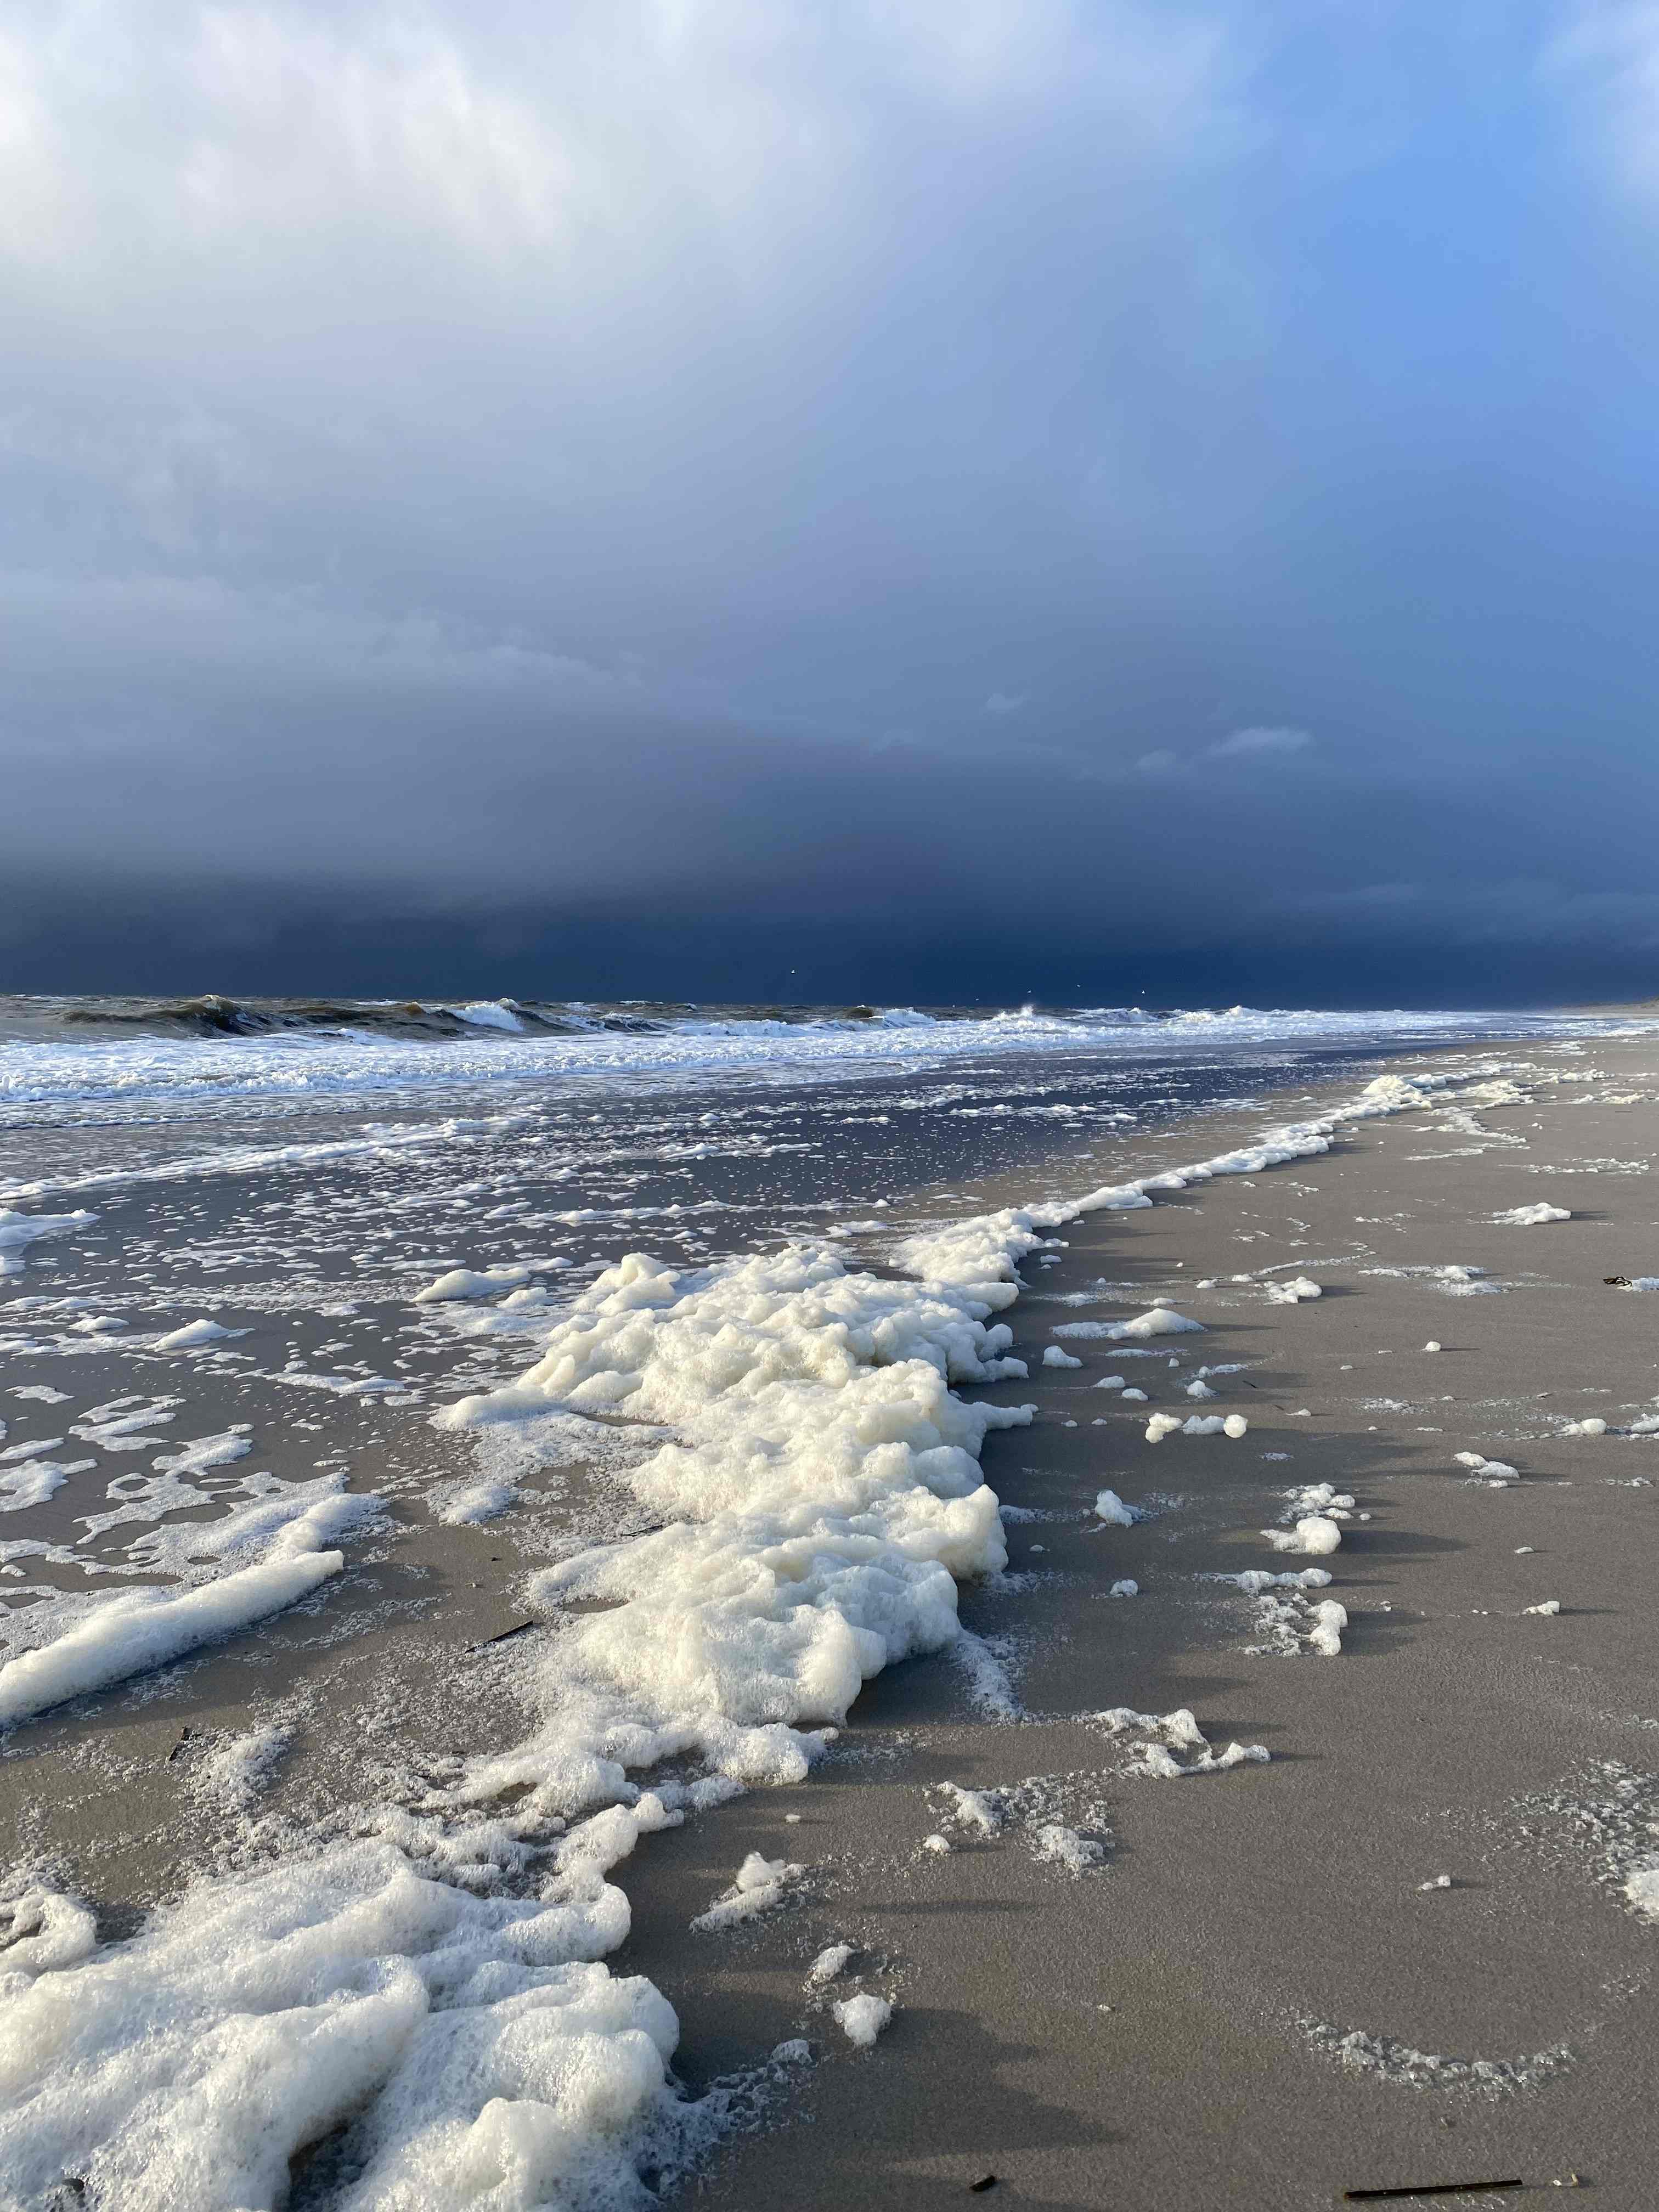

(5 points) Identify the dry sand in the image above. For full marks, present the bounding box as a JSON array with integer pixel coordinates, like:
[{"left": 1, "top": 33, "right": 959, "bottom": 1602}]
[{"left": 6, "top": 1031, "right": 1659, "bottom": 2206}]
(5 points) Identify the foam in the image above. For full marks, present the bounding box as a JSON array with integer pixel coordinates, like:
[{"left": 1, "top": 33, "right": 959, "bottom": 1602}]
[
  {"left": 71, "top": 1396, "right": 181, "bottom": 1451},
  {"left": 151, "top": 1318, "right": 239, "bottom": 1351},
  {"left": 150, "top": 1430, "right": 254, "bottom": 1478},
  {"left": 1454, "top": 1452, "right": 1520, "bottom": 1487},
  {"left": 1209, "top": 1567, "right": 1333, "bottom": 1595},
  {"left": 83, "top": 1478, "right": 381, "bottom": 1584},
  {"left": 936, "top": 1781, "right": 1005, "bottom": 1836},
  {"left": 1279, "top": 1483, "right": 1354, "bottom": 1520},
  {"left": 691, "top": 1852, "right": 803, "bottom": 1932},
  {"left": 0, "top": 1816, "right": 710, "bottom": 2208},
  {"left": 416, "top": 1264, "right": 541, "bottom": 1304},
  {"left": 1495, "top": 1203, "right": 1571, "bottom": 1226},
  {"left": 9, "top": 1009, "right": 1562, "bottom": 1138},
  {"left": 1093, "top": 1706, "right": 1269, "bottom": 1776},
  {"left": 808, "top": 1943, "right": 854, "bottom": 1984},
  {"left": 431, "top": 1480, "right": 520, "bottom": 1527},
  {"left": 3, "top": 1120, "right": 522, "bottom": 1204},
  {"left": 1303, "top": 1599, "right": 1349, "bottom": 1655},
  {"left": 272, "top": 1368, "right": 409, "bottom": 1397},
  {"left": 0, "top": 1206, "right": 98, "bottom": 1277},
  {"left": 894, "top": 1209, "right": 1047, "bottom": 1309},
  {"left": 1146, "top": 1412, "right": 1247, "bottom": 1441},
  {"left": 1301, "top": 2016, "right": 1573, "bottom": 2096},
  {"left": 1241, "top": 1587, "right": 1349, "bottom": 1658},
  {"left": 436, "top": 1245, "right": 1033, "bottom": 1816},
  {"left": 189, "top": 1723, "right": 294, "bottom": 1809},
  {"left": 0, "top": 1886, "right": 98, "bottom": 1985},
  {"left": 832, "top": 1993, "right": 892, "bottom": 2047},
  {"left": 0, "top": 1531, "right": 345, "bottom": 1726},
  {"left": 1262, "top": 1516, "right": 1343, "bottom": 1555},
  {"left": 949, "top": 1628, "right": 1022, "bottom": 1720},
  {"left": 1209, "top": 1563, "right": 1345, "bottom": 1657},
  {"left": 1031, "top": 1823, "right": 1107, "bottom": 1874},
  {"left": 0, "top": 1459, "right": 86, "bottom": 1513},
  {"left": 1101, "top": 1307, "right": 1205, "bottom": 1341}
]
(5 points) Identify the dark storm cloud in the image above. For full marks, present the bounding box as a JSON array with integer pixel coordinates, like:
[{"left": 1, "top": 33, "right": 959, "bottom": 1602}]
[{"left": 3, "top": 2, "right": 1658, "bottom": 1002}]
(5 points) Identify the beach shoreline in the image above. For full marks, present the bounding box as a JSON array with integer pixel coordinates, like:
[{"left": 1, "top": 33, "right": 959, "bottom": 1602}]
[
  {"left": 4, "top": 1021, "right": 1659, "bottom": 2206},
  {"left": 626, "top": 1030, "right": 1659, "bottom": 2209}
]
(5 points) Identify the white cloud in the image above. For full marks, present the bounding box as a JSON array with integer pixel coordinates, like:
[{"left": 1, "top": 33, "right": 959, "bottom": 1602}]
[
  {"left": 1543, "top": 2, "right": 1659, "bottom": 205},
  {"left": 0, "top": 0, "right": 1255, "bottom": 730},
  {"left": 983, "top": 690, "right": 1026, "bottom": 714},
  {"left": 1135, "top": 730, "right": 1311, "bottom": 775},
  {"left": 0, "top": 3, "right": 1239, "bottom": 302},
  {"left": 1203, "top": 724, "right": 1312, "bottom": 759}
]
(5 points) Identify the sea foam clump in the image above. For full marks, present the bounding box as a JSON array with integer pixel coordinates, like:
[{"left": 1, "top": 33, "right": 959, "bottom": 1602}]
[
  {"left": 0, "top": 1812, "right": 710, "bottom": 2210},
  {"left": 1094, "top": 1705, "right": 1270, "bottom": 1776},
  {"left": 1103, "top": 1306, "right": 1205, "bottom": 1341},
  {"left": 1262, "top": 1516, "right": 1344, "bottom": 1556},
  {"left": 833, "top": 1993, "right": 893, "bottom": 2047},
  {"left": 437, "top": 1243, "right": 1036, "bottom": 1815},
  {"left": 692, "top": 1851, "right": 803, "bottom": 1932},
  {"left": 0, "top": 1494, "right": 362, "bottom": 1726},
  {"left": 1146, "top": 1412, "right": 1247, "bottom": 1442},
  {"left": 152, "top": 1317, "right": 237, "bottom": 1351},
  {"left": 0, "top": 1206, "right": 98, "bottom": 1277},
  {"left": 1094, "top": 1489, "right": 1143, "bottom": 1526}
]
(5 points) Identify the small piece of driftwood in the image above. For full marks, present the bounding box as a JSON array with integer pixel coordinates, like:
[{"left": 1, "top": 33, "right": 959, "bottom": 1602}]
[
  {"left": 1342, "top": 2184, "right": 1523, "bottom": 2204},
  {"left": 469, "top": 1621, "right": 537, "bottom": 1651}
]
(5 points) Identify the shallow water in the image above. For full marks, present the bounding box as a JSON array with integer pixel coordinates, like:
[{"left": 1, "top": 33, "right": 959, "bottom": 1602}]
[{"left": 1, "top": 1003, "right": 1645, "bottom": 1639}]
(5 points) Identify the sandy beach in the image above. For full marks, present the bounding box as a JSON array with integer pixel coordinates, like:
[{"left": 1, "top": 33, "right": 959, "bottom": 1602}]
[
  {"left": 642, "top": 1033, "right": 1659, "bottom": 2209},
  {"left": 4, "top": 1022, "right": 1659, "bottom": 2208},
  {"left": 15, "top": 7, "right": 1659, "bottom": 2200}
]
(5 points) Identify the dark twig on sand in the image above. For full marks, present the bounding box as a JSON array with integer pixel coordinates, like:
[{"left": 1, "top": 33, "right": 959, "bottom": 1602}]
[
  {"left": 1342, "top": 2183, "right": 1523, "bottom": 2203},
  {"left": 469, "top": 1621, "right": 537, "bottom": 1651}
]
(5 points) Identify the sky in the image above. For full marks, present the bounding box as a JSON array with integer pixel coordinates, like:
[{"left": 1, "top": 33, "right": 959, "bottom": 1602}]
[{"left": 4, "top": 0, "right": 1659, "bottom": 1006}]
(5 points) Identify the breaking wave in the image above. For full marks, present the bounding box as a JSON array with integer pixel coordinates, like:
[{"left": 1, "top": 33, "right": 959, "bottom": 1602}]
[{"left": 0, "top": 995, "right": 1638, "bottom": 1120}]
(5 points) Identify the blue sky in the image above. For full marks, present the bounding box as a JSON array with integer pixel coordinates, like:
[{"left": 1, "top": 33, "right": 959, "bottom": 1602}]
[{"left": 3, "top": 1, "right": 1657, "bottom": 1002}]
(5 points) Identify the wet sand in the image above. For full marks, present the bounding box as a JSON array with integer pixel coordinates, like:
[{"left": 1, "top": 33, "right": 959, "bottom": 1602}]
[{"left": 623, "top": 1034, "right": 1659, "bottom": 2209}]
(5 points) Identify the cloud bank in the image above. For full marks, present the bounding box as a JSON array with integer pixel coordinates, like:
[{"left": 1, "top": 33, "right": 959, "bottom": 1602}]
[{"left": 3, "top": 2, "right": 1657, "bottom": 1002}]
